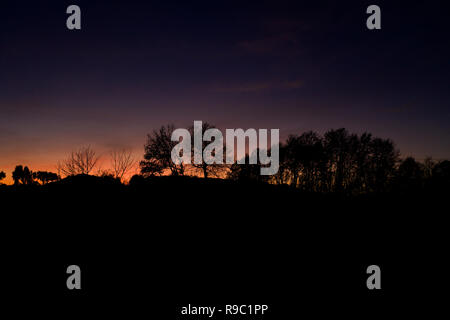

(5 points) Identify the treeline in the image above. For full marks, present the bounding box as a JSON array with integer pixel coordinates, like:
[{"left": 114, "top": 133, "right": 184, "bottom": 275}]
[
  {"left": 1, "top": 127, "right": 450, "bottom": 194},
  {"left": 139, "top": 125, "right": 450, "bottom": 194},
  {"left": 269, "top": 129, "right": 449, "bottom": 194},
  {"left": 0, "top": 165, "right": 59, "bottom": 186}
]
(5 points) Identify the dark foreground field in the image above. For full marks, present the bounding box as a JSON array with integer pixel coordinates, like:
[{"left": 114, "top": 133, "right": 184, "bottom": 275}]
[{"left": 1, "top": 175, "right": 448, "bottom": 318}]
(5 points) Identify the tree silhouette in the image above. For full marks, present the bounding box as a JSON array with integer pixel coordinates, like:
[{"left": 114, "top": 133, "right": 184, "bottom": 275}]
[
  {"left": 110, "top": 149, "right": 136, "bottom": 181},
  {"left": 12, "top": 165, "right": 34, "bottom": 185},
  {"left": 432, "top": 160, "right": 450, "bottom": 178},
  {"left": 271, "top": 143, "right": 290, "bottom": 185},
  {"left": 140, "top": 124, "right": 185, "bottom": 176},
  {"left": 227, "top": 159, "right": 264, "bottom": 183},
  {"left": 283, "top": 135, "right": 303, "bottom": 187},
  {"left": 282, "top": 132, "right": 327, "bottom": 189},
  {"left": 273, "top": 128, "right": 400, "bottom": 193},
  {"left": 33, "top": 171, "right": 59, "bottom": 185},
  {"left": 431, "top": 160, "right": 450, "bottom": 190},
  {"left": 323, "top": 128, "right": 353, "bottom": 192},
  {"left": 12, "top": 166, "right": 22, "bottom": 185},
  {"left": 140, "top": 158, "right": 164, "bottom": 177},
  {"left": 0, "top": 171, "right": 6, "bottom": 184},
  {"left": 188, "top": 122, "right": 225, "bottom": 178},
  {"left": 393, "top": 157, "right": 424, "bottom": 191},
  {"left": 367, "top": 137, "right": 399, "bottom": 193},
  {"left": 57, "top": 146, "right": 99, "bottom": 176},
  {"left": 350, "top": 132, "right": 373, "bottom": 193},
  {"left": 422, "top": 157, "right": 435, "bottom": 180},
  {"left": 227, "top": 150, "right": 268, "bottom": 183},
  {"left": 296, "top": 131, "right": 326, "bottom": 191}
]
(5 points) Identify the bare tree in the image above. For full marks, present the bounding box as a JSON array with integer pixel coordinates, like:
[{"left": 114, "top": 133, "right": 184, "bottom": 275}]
[
  {"left": 57, "top": 146, "right": 100, "bottom": 176},
  {"left": 110, "top": 149, "right": 136, "bottom": 181}
]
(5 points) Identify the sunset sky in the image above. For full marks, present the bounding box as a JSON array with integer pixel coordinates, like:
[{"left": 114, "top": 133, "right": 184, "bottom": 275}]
[{"left": 1, "top": 1, "right": 450, "bottom": 183}]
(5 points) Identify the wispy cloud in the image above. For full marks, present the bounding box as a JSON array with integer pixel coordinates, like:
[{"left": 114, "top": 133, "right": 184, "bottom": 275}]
[{"left": 213, "top": 79, "right": 304, "bottom": 93}]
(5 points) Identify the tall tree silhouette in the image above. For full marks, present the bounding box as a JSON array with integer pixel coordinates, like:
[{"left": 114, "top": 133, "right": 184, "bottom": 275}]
[
  {"left": 140, "top": 124, "right": 185, "bottom": 176},
  {"left": 272, "top": 143, "right": 290, "bottom": 185},
  {"left": 350, "top": 132, "right": 373, "bottom": 193},
  {"left": 296, "top": 131, "right": 326, "bottom": 191},
  {"left": 323, "top": 128, "right": 352, "bottom": 192},
  {"left": 367, "top": 137, "right": 399, "bottom": 192}
]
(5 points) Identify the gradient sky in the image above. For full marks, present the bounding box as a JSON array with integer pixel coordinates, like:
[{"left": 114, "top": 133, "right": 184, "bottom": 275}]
[{"left": 1, "top": 0, "right": 450, "bottom": 183}]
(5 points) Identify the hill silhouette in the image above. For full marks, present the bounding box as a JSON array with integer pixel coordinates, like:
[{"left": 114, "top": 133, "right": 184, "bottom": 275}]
[{"left": 1, "top": 172, "right": 448, "bottom": 317}]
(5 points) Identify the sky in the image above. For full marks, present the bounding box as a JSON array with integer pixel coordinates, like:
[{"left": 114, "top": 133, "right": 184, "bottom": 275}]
[{"left": 1, "top": 0, "right": 450, "bottom": 183}]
